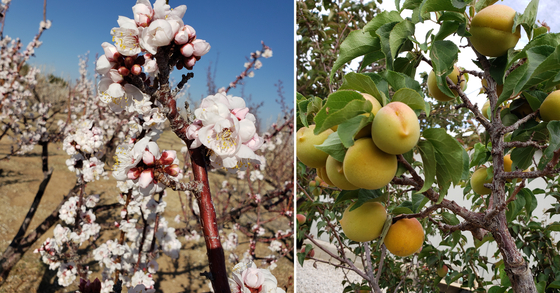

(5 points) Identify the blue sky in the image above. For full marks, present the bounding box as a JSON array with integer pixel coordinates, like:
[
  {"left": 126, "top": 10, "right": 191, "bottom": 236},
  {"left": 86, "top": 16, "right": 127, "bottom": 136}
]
[{"left": 3, "top": 0, "right": 294, "bottom": 130}]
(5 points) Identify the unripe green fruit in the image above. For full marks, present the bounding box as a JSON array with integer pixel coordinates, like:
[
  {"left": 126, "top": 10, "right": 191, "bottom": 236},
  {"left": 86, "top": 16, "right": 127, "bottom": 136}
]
[
  {"left": 326, "top": 155, "right": 359, "bottom": 190},
  {"left": 371, "top": 102, "right": 420, "bottom": 155},
  {"left": 343, "top": 138, "right": 397, "bottom": 190},
  {"left": 339, "top": 202, "right": 387, "bottom": 242},
  {"left": 469, "top": 4, "right": 521, "bottom": 57},
  {"left": 471, "top": 167, "right": 492, "bottom": 195},
  {"left": 427, "top": 66, "right": 466, "bottom": 102},
  {"left": 482, "top": 100, "right": 491, "bottom": 119},
  {"left": 437, "top": 265, "right": 448, "bottom": 278},
  {"left": 540, "top": 90, "right": 560, "bottom": 122},
  {"left": 296, "top": 125, "right": 333, "bottom": 168}
]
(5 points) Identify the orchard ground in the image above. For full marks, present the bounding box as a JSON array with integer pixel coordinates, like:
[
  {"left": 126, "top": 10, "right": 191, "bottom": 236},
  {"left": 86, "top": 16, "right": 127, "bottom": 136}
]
[{"left": 0, "top": 126, "right": 293, "bottom": 293}]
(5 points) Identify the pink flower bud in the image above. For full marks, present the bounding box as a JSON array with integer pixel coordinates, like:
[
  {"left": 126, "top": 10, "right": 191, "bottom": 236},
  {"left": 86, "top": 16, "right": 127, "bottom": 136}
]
[
  {"left": 241, "top": 268, "right": 264, "bottom": 289},
  {"left": 124, "top": 56, "right": 136, "bottom": 68},
  {"left": 164, "top": 164, "right": 180, "bottom": 176},
  {"left": 101, "top": 42, "right": 120, "bottom": 61},
  {"left": 118, "top": 66, "right": 130, "bottom": 76},
  {"left": 231, "top": 107, "right": 249, "bottom": 120},
  {"left": 127, "top": 167, "right": 141, "bottom": 180},
  {"left": 143, "top": 149, "right": 156, "bottom": 166},
  {"left": 159, "top": 150, "right": 177, "bottom": 165},
  {"left": 184, "top": 56, "right": 196, "bottom": 70},
  {"left": 138, "top": 169, "right": 154, "bottom": 188},
  {"left": 180, "top": 43, "right": 193, "bottom": 58},
  {"left": 244, "top": 134, "right": 264, "bottom": 152},
  {"left": 192, "top": 39, "right": 210, "bottom": 57},
  {"left": 131, "top": 64, "right": 142, "bottom": 75}
]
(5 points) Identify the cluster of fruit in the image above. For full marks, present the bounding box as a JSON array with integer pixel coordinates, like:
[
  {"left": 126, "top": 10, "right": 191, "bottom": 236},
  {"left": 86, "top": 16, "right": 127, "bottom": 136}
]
[{"left": 297, "top": 93, "right": 424, "bottom": 257}]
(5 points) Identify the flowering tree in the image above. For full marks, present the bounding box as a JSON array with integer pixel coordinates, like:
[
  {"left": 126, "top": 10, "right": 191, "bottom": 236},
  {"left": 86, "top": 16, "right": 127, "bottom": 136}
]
[
  {"left": 0, "top": 0, "right": 292, "bottom": 292},
  {"left": 297, "top": 0, "right": 560, "bottom": 292}
]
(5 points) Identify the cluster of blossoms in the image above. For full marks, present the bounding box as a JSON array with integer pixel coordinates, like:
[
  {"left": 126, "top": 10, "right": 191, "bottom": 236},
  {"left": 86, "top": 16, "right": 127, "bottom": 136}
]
[
  {"left": 186, "top": 92, "right": 265, "bottom": 173},
  {"left": 228, "top": 261, "right": 285, "bottom": 293},
  {"left": 34, "top": 193, "right": 102, "bottom": 286},
  {"left": 96, "top": 0, "right": 209, "bottom": 114},
  {"left": 63, "top": 120, "right": 108, "bottom": 182}
]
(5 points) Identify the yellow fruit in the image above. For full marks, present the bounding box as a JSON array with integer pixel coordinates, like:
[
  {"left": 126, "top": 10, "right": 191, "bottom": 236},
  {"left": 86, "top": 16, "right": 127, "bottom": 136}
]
[
  {"left": 343, "top": 138, "right": 397, "bottom": 190},
  {"left": 325, "top": 156, "right": 359, "bottom": 190},
  {"left": 296, "top": 125, "right": 333, "bottom": 168},
  {"left": 371, "top": 102, "right": 420, "bottom": 155},
  {"left": 427, "top": 65, "right": 466, "bottom": 102},
  {"left": 339, "top": 202, "right": 387, "bottom": 242},
  {"left": 384, "top": 218, "right": 424, "bottom": 257},
  {"left": 471, "top": 167, "right": 492, "bottom": 195},
  {"left": 316, "top": 167, "right": 334, "bottom": 186},
  {"left": 540, "top": 90, "right": 560, "bottom": 121},
  {"left": 503, "top": 154, "right": 528, "bottom": 181},
  {"left": 482, "top": 100, "right": 491, "bottom": 119},
  {"left": 354, "top": 93, "right": 383, "bottom": 139},
  {"left": 469, "top": 4, "right": 521, "bottom": 57}
]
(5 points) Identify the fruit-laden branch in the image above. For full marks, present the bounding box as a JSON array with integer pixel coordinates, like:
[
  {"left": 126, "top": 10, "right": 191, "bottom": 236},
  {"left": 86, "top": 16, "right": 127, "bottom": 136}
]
[
  {"left": 502, "top": 110, "right": 540, "bottom": 134},
  {"left": 392, "top": 204, "right": 443, "bottom": 223},
  {"left": 446, "top": 76, "right": 492, "bottom": 130}
]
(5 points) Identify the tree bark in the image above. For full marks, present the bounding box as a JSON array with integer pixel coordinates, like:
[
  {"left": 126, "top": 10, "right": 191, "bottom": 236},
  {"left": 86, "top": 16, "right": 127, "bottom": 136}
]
[
  {"left": 189, "top": 146, "right": 231, "bottom": 293},
  {"left": 491, "top": 212, "right": 537, "bottom": 293}
]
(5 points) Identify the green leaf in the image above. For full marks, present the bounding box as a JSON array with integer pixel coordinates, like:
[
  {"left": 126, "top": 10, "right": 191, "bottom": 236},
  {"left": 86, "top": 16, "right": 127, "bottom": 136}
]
[
  {"left": 362, "top": 73, "right": 391, "bottom": 100},
  {"left": 520, "top": 188, "right": 537, "bottom": 216},
  {"left": 337, "top": 115, "right": 372, "bottom": 148},
  {"left": 417, "top": 140, "right": 437, "bottom": 193},
  {"left": 412, "top": 193, "right": 429, "bottom": 213},
  {"left": 422, "top": 0, "right": 465, "bottom": 14},
  {"left": 512, "top": 0, "right": 539, "bottom": 40},
  {"left": 359, "top": 51, "right": 385, "bottom": 72},
  {"left": 330, "top": 30, "right": 381, "bottom": 82},
  {"left": 380, "top": 70, "right": 423, "bottom": 95},
  {"left": 314, "top": 132, "right": 347, "bottom": 162},
  {"left": 547, "top": 222, "right": 560, "bottom": 232},
  {"left": 538, "top": 121, "right": 560, "bottom": 170},
  {"left": 430, "top": 40, "right": 459, "bottom": 99},
  {"left": 363, "top": 10, "right": 404, "bottom": 35},
  {"left": 314, "top": 91, "right": 372, "bottom": 134},
  {"left": 442, "top": 211, "right": 460, "bottom": 225},
  {"left": 470, "top": 142, "right": 491, "bottom": 168},
  {"left": 475, "top": 0, "right": 498, "bottom": 12},
  {"left": 511, "top": 147, "right": 535, "bottom": 171},
  {"left": 377, "top": 22, "right": 400, "bottom": 71},
  {"left": 434, "top": 21, "right": 460, "bottom": 41},
  {"left": 523, "top": 90, "right": 547, "bottom": 111},
  {"left": 391, "top": 88, "right": 426, "bottom": 111},
  {"left": 536, "top": 281, "right": 546, "bottom": 293},
  {"left": 522, "top": 45, "right": 560, "bottom": 90},
  {"left": 498, "top": 62, "right": 528, "bottom": 106},
  {"left": 488, "top": 286, "right": 507, "bottom": 293},
  {"left": 351, "top": 189, "right": 388, "bottom": 211},
  {"left": 547, "top": 280, "right": 560, "bottom": 289},
  {"left": 390, "top": 20, "right": 415, "bottom": 59},
  {"left": 392, "top": 207, "right": 414, "bottom": 214},
  {"left": 339, "top": 73, "right": 387, "bottom": 105},
  {"left": 423, "top": 128, "right": 464, "bottom": 195}
]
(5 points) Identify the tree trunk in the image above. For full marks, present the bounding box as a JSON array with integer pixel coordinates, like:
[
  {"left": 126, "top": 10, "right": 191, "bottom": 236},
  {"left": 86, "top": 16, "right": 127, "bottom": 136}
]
[{"left": 492, "top": 212, "right": 537, "bottom": 293}]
